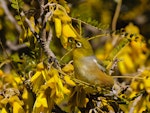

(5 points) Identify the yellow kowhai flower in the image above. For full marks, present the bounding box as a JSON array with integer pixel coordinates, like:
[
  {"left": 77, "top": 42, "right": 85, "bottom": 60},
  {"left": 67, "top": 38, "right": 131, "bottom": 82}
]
[
  {"left": 13, "top": 101, "right": 25, "bottom": 113},
  {"left": 142, "top": 70, "right": 150, "bottom": 94},
  {"left": 30, "top": 70, "right": 45, "bottom": 93},
  {"left": 62, "top": 63, "right": 74, "bottom": 73},
  {"left": 30, "top": 62, "right": 47, "bottom": 93},
  {"left": 64, "top": 75, "right": 76, "bottom": 87},
  {"left": 33, "top": 92, "right": 49, "bottom": 113},
  {"left": 118, "top": 53, "right": 135, "bottom": 74},
  {"left": 46, "top": 68, "right": 70, "bottom": 104},
  {"left": 54, "top": 18, "right": 62, "bottom": 38},
  {"left": 32, "top": 67, "right": 71, "bottom": 112},
  {"left": 125, "top": 22, "right": 140, "bottom": 34},
  {"left": 22, "top": 87, "right": 34, "bottom": 113},
  {"left": 0, "top": 95, "right": 24, "bottom": 113},
  {"left": 1, "top": 108, "right": 8, "bottom": 113},
  {"left": 35, "top": 93, "right": 48, "bottom": 108},
  {"left": 0, "top": 70, "right": 3, "bottom": 77}
]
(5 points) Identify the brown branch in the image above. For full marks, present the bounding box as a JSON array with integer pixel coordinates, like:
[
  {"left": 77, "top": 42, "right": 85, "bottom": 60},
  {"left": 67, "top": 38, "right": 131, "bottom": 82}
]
[
  {"left": 6, "top": 41, "right": 27, "bottom": 51},
  {"left": 21, "top": 11, "right": 60, "bottom": 68},
  {"left": 0, "top": 0, "right": 21, "bottom": 33}
]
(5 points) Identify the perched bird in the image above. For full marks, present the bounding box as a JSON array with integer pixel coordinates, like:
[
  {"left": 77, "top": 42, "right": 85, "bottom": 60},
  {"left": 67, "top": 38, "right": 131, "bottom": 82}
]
[{"left": 71, "top": 37, "right": 114, "bottom": 90}]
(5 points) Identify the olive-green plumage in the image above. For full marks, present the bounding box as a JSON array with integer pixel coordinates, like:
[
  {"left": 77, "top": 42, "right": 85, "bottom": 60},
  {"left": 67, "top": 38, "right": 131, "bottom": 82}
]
[{"left": 72, "top": 38, "right": 114, "bottom": 89}]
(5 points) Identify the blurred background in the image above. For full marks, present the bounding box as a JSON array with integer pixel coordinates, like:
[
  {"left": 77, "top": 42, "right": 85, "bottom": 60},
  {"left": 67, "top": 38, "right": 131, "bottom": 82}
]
[{"left": 67, "top": 0, "right": 150, "bottom": 40}]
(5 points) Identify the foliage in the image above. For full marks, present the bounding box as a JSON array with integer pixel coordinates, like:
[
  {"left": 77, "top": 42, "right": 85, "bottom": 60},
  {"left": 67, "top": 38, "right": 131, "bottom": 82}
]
[{"left": 0, "top": 0, "right": 150, "bottom": 113}]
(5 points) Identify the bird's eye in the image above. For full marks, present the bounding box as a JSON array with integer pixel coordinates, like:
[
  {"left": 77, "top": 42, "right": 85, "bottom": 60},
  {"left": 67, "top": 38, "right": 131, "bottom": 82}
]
[{"left": 76, "top": 42, "right": 82, "bottom": 48}]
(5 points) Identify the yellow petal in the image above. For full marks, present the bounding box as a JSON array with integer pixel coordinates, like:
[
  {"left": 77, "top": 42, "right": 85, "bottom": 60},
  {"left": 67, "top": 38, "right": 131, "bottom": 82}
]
[
  {"left": 35, "top": 93, "right": 48, "bottom": 108},
  {"left": 61, "top": 23, "right": 79, "bottom": 48},
  {"left": 54, "top": 18, "right": 62, "bottom": 38},
  {"left": 144, "top": 77, "right": 150, "bottom": 93},
  {"left": 13, "top": 102, "right": 25, "bottom": 113},
  {"left": 22, "top": 88, "right": 28, "bottom": 100},
  {"left": 60, "top": 36, "right": 68, "bottom": 48},
  {"left": 59, "top": 14, "right": 71, "bottom": 23},
  {"left": 62, "top": 23, "right": 76, "bottom": 38},
  {"left": 30, "top": 71, "right": 41, "bottom": 82},
  {"left": 53, "top": 9, "right": 71, "bottom": 23},
  {"left": 0, "top": 70, "right": 3, "bottom": 77},
  {"left": 62, "top": 63, "right": 74, "bottom": 73},
  {"left": 1, "top": 108, "right": 8, "bottom": 113},
  {"left": 64, "top": 75, "right": 76, "bottom": 86},
  {"left": 37, "top": 62, "right": 44, "bottom": 70},
  {"left": 125, "top": 23, "right": 140, "bottom": 34},
  {"left": 124, "top": 54, "right": 134, "bottom": 70},
  {"left": 62, "top": 86, "right": 71, "bottom": 94},
  {"left": 118, "top": 61, "right": 127, "bottom": 74}
]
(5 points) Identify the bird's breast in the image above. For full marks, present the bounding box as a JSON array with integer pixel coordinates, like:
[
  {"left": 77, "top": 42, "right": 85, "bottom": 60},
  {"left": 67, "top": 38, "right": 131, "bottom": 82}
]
[
  {"left": 74, "top": 56, "right": 103, "bottom": 83},
  {"left": 73, "top": 56, "right": 114, "bottom": 87}
]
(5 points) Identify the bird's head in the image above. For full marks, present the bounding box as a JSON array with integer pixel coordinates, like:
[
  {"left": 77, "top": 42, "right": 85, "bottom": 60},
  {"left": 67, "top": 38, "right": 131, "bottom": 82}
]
[{"left": 68, "top": 37, "right": 94, "bottom": 60}]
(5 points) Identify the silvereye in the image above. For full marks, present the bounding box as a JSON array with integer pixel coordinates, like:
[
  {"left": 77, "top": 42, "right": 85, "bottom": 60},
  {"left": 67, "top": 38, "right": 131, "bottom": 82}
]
[{"left": 72, "top": 38, "right": 114, "bottom": 90}]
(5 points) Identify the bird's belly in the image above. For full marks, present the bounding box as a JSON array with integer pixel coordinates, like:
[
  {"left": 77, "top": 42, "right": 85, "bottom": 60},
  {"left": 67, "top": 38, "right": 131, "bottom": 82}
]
[
  {"left": 75, "top": 64, "right": 101, "bottom": 85},
  {"left": 74, "top": 56, "right": 114, "bottom": 87}
]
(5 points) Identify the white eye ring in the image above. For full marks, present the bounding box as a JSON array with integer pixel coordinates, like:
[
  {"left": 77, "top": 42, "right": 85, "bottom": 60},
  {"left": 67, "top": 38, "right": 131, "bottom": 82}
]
[{"left": 76, "top": 42, "right": 82, "bottom": 48}]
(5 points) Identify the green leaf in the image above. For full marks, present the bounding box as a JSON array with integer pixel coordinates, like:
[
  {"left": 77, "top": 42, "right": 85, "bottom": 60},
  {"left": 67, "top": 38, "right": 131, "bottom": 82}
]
[
  {"left": 11, "top": 4, "right": 18, "bottom": 10},
  {"left": 19, "top": 2, "right": 24, "bottom": 8},
  {"left": 11, "top": 53, "right": 21, "bottom": 62},
  {"left": 11, "top": 0, "right": 17, "bottom": 4},
  {"left": 17, "top": 21, "right": 22, "bottom": 25},
  {"left": 18, "top": 0, "right": 22, "bottom": 2},
  {"left": 11, "top": 0, "right": 24, "bottom": 10},
  {"left": 15, "top": 15, "right": 21, "bottom": 20},
  {"left": 106, "top": 38, "right": 129, "bottom": 61},
  {"left": 6, "top": 31, "right": 16, "bottom": 42}
]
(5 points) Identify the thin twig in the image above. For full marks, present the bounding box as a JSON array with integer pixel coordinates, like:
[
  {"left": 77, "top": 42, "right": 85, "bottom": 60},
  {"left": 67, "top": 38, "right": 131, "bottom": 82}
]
[
  {"left": 60, "top": 48, "right": 74, "bottom": 62},
  {"left": 109, "top": 58, "right": 121, "bottom": 75},
  {"left": 41, "top": 3, "right": 60, "bottom": 68},
  {"left": 6, "top": 41, "right": 27, "bottom": 51},
  {"left": 129, "top": 95, "right": 142, "bottom": 113},
  {"left": 0, "top": 0, "right": 21, "bottom": 33},
  {"left": 113, "top": 75, "right": 143, "bottom": 80},
  {"left": 42, "top": 27, "right": 56, "bottom": 59},
  {"left": 0, "top": 59, "right": 11, "bottom": 68},
  {"left": 112, "top": 0, "right": 122, "bottom": 30},
  {"left": 87, "top": 34, "right": 108, "bottom": 41},
  {"left": 21, "top": 10, "right": 59, "bottom": 68},
  {"left": 21, "top": 12, "right": 34, "bottom": 33},
  {"left": 72, "top": 17, "right": 103, "bottom": 31}
]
